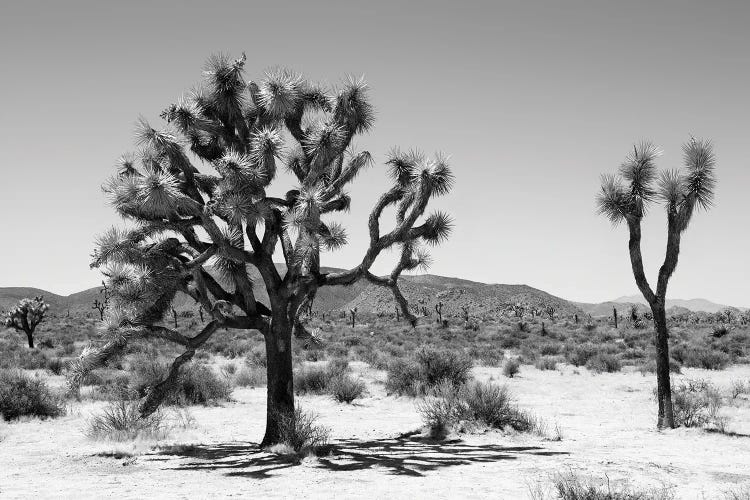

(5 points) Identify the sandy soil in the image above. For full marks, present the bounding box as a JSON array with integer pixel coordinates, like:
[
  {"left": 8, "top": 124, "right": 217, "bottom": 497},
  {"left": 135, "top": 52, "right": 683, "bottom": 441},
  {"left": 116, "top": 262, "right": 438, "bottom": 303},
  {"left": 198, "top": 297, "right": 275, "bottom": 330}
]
[{"left": 1, "top": 363, "right": 749, "bottom": 499}]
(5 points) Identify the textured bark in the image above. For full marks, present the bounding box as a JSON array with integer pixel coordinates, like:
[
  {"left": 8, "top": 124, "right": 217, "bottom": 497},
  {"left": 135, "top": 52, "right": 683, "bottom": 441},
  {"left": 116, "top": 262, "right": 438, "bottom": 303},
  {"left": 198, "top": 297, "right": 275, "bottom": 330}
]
[
  {"left": 25, "top": 330, "right": 34, "bottom": 349},
  {"left": 261, "top": 313, "right": 295, "bottom": 448},
  {"left": 651, "top": 303, "right": 675, "bottom": 428}
]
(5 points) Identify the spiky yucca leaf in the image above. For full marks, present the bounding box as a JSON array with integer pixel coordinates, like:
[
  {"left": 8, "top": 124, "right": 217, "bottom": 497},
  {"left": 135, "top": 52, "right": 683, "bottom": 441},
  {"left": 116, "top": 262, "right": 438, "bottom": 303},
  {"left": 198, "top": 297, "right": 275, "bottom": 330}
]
[
  {"left": 304, "top": 123, "right": 347, "bottom": 165},
  {"left": 333, "top": 76, "right": 374, "bottom": 134},
  {"left": 214, "top": 150, "right": 268, "bottom": 190},
  {"left": 422, "top": 154, "right": 454, "bottom": 198},
  {"left": 136, "top": 170, "right": 187, "bottom": 219},
  {"left": 682, "top": 138, "right": 716, "bottom": 210},
  {"left": 422, "top": 211, "right": 453, "bottom": 245},
  {"left": 387, "top": 148, "right": 422, "bottom": 187},
  {"left": 250, "top": 126, "right": 283, "bottom": 183},
  {"left": 257, "top": 68, "right": 303, "bottom": 119},
  {"left": 596, "top": 173, "right": 631, "bottom": 224},
  {"left": 656, "top": 169, "right": 684, "bottom": 211},
  {"left": 203, "top": 53, "right": 247, "bottom": 119},
  {"left": 619, "top": 141, "right": 660, "bottom": 203},
  {"left": 335, "top": 150, "right": 372, "bottom": 187},
  {"left": 319, "top": 221, "right": 348, "bottom": 250}
]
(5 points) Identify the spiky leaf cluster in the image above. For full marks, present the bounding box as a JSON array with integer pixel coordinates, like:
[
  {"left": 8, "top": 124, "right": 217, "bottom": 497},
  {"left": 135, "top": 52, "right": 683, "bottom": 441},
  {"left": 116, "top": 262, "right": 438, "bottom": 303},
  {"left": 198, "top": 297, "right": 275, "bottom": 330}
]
[{"left": 596, "top": 139, "right": 715, "bottom": 232}]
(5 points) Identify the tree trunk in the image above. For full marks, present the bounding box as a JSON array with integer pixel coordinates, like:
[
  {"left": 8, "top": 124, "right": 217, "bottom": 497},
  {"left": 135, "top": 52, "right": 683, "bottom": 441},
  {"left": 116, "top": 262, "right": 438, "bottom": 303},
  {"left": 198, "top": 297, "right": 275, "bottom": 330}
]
[
  {"left": 25, "top": 330, "right": 34, "bottom": 348},
  {"left": 260, "top": 315, "right": 295, "bottom": 448},
  {"left": 651, "top": 303, "right": 675, "bottom": 429}
]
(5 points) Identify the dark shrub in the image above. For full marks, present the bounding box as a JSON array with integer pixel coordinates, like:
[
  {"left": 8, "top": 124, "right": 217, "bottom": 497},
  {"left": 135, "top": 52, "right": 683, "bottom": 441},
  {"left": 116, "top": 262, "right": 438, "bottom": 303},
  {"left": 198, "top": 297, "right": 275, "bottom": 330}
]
[
  {"left": 503, "top": 358, "right": 521, "bottom": 378},
  {"left": 46, "top": 357, "right": 65, "bottom": 375},
  {"left": 294, "top": 365, "right": 331, "bottom": 395},
  {"left": 0, "top": 370, "right": 65, "bottom": 421},
  {"left": 565, "top": 343, "right": 598, "bottom": 367},
  {"left": 329, "top": 375, "right": 366, "bottom": 403},
  {"left": 386, "top": 347, "right": 472, "bottom": 396},
  {"left": 130, "top": 357, "right": 230, "bottom": 405},
  {"left": 535, "top": 356, "right": 558, "bottom": 371},
  {"left": 585, "top": 353, "right": 622, "bottom": 373},
  {"left": 274, "top": 406, "right": 330, "bottom": 454}
]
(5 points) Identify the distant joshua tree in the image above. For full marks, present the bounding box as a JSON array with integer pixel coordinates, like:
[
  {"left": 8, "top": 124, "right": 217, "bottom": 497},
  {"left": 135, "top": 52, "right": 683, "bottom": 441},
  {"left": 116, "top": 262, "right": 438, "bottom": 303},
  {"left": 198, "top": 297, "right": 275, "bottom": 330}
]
[
  {"left": 596, "top": 139, "right": 716, "bottom": 429},
  {"left": 3, "top": 296, "right": 49, "bottom": 348},
  {"left": 69, "top": 54, "right": 454, "bottom": 446},
  {"left": 92, "top": 280, "right": 110, "bottom": 320}
]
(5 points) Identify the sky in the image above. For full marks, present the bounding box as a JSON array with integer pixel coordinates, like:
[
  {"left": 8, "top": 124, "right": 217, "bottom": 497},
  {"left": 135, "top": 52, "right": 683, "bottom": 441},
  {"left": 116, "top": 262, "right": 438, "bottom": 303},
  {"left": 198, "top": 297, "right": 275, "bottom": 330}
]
[{"left": 0, "top": 0, "right": 748, "bottom": 306}]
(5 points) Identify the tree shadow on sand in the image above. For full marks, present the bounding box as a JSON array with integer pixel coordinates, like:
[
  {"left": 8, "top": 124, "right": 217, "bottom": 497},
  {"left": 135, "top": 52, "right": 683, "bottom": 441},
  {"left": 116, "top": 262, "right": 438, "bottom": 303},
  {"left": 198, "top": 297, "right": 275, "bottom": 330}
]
[{"left": 147, "top": 431, "right": 569, "bottom": 479}]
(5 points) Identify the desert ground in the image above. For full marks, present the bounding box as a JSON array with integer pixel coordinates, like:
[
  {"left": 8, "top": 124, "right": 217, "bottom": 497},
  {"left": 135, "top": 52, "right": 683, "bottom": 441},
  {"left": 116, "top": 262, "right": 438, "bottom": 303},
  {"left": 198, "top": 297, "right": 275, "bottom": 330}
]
[{"left": 2, "top": 358, "right": 749, "bottom": 499}]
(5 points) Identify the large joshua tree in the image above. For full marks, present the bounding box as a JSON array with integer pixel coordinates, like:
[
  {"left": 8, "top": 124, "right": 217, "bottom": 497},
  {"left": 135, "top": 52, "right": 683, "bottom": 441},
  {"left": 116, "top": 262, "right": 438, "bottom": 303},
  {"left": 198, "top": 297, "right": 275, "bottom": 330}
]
[
  {"left": 69, "top": 54, "right": 454, "bottom": 446},
  {"left": 596, "top": 139, "right": 716, "bottom": 428}
]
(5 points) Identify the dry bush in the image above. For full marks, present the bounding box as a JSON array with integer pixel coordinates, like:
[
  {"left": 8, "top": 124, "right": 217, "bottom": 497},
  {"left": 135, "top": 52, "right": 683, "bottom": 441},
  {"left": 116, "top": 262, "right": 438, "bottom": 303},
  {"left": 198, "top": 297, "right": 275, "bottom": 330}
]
[
  {"left": 535, "top": 356, "right": 558, "bottom": 371},
  {"left": 86, "top": 399, "right": 168, "bottom": 441},
  {"left": 586, "top": 354, "right": 621, "bottom": 373},
  {"left": 274, "top": 406, "right": 330, "bottom": 455},
  {"left": 503, "top": 358, "right": 520, "bottom": 378},
  {"left": 417, "top": 381, "right": 540, "bottom": 438},
  {"left": 329, "top": 374, "right": 366, "bottom": 403},
  {"left": 130, "top": 357, "right": 231, "bottom": 406},
  {"left": 233, "top": 365, "right": 267, "bottom": 388},
  {"left": 0, "top": 369, "right": 65, "bottom": 421},
  {"left": 670, "top": 379, "right": 725, "bottom": 429},
  {"left": 385, "top": 347, "right": 472, "bottom": 396},
  {"left": 543, "top": 471, "right": 675, "bottom": 500}
]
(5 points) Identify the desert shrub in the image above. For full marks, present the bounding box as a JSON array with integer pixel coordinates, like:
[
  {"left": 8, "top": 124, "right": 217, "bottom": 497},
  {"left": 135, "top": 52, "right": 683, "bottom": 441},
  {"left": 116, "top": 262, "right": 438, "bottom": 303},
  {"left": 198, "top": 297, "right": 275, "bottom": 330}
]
[
  {"left": 500, "top": 336, "right": 521, "bottom": 349},
  {"left": 0, "top": 370, "right": 65, "bottom": 421},
  {"left": 246, "top": 345, "right": 267, "bottom": 367},
  {"left": 221, "top": 363, "right": 237, "bottom": 376},
  {"left": 274, "top": 406, "right": 330, "bottom": 454},
  {"left": 549, "top": 471, "right": 675, "bottom": 500},
  {"left": 385, "top": 347, "right": 472, "bottom": 396},
  {"left": 234, "top": 365, "right": 266, "bottom": 388},
  {"left": 94, "top": 372, "right": 132, "bottom": 400},
  {"left": 585, "top": 353, "right": 621, "bottom": 373},
  {"left": 86, "top": 399, "right": 167, "bottom": 441},
  {"left": 130, "top": 357, "right": 230, "bottom": 406},
  {"left": 535, "top": 356, "right": 558, "bottom": 371},
  {"left": 325, "top": 342, "right": 349, "bottom": 359},
  {"left": 46, "top": 357, "right": 65, "bottom": 375},
  {"left": 178, "top": 364, "right": 232, "bottom": 404},
  {"left": 17, "top": 349, "right": 49, "bottom": 370},
  {"left": 326, "top": 358, "right": 350, "bottom": 379},
  {"left": 503, "top": 358, "right": 520, "bottom": 378},
  {"left": 637, "top": 358, "right": 682, "bottom": 375},
  {"left": 418, "top": 381, "right": 539, "bottom": 438},
  {"left": 565, "top": 344, "right": 598, "bottom": 367},
  {"left": 729, "top": 380, "right": 749, "bottom": 400},
  {"left": 329, "top": 374, "right": 366, "bottom": 403},
  {"left": 294, "top": 365, "right": 331, "bottom": 395},
  {"left": 671, "top": 379, "right": 723, "bottom": 428},
  {"left": 671, "top": 344, "right": 730, "bottom": 370},
  {"left": 540, "top": 343, "right": 562, "bottom": 356}
]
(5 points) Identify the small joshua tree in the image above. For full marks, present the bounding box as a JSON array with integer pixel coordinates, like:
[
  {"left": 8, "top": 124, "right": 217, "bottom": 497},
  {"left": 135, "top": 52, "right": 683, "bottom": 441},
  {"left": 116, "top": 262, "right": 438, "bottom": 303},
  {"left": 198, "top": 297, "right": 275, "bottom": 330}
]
[
  {"left": 349, "top": 307, "right": 357, "bottom": 329},
  {"left": 545, "top": 305, "right": 555, "bottom": 320},
  {"left": 435, "top": 301, "right": 443, "bottom": 324},
  {"left": 92, "top": 281, "right": 110, "bottom": 320},
  {"left": 613, "top": 306, "right": 618, "bottom": 329},
  {"left": 394, "top": 305, "right": 400, "bottom": 322},
  {"left": 596, "top": 139, "right": 716, "bottom": 429},
  {"left": 3, "top": 296, "right": 49, "bottom": 348},
  {"left": 69, "top": 54, "right": 453, "bottom": 446}
]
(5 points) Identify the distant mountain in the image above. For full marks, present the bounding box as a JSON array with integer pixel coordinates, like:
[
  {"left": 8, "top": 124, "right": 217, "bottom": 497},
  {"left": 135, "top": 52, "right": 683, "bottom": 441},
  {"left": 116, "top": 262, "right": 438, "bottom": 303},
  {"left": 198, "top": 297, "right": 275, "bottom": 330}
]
[
  {"left": 612, "top": 295, "right": 747, "bottom": 314},
  {"left": 575, "top": 295, "right": 747, "bottom": 317},
  {"left": 0, "top": 267, "right": 583, "bottom": 319}
]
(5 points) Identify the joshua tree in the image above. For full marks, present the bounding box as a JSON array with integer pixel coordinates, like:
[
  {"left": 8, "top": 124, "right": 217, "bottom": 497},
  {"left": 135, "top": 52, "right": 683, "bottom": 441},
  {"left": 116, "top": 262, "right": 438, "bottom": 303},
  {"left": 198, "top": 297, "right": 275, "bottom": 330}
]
[
  {"left": 613, "top": 306, "right": 618, "bottom": 329},
  {"left": 349, "top": 307, "right": 357, "bottom": 329},
  {"left": 69, "top": 54, "right": 453, "bottom": 446},
  {"left": 198, "top": 305, "right": 204, "bottom": 324},
  {"left": 394, "top": 305, "right": 400, "bottom": 322},
  {"left": 461, "top": 305, "right": 470, "bottom": 323},
  {"left": 596, "top": 139, "right": 716, "bottom": 428},
  {"left": 545, "top": 305, "right": 555, "bottom": 320},
  {"left": 435, "top": 301, "right": 443, "bottom": 324},
  {"left": 3, "top": 296, "right": 49, "bottom": 348},
  {"left": 92, "top": 281, "right": 110, "bottom": 320}
]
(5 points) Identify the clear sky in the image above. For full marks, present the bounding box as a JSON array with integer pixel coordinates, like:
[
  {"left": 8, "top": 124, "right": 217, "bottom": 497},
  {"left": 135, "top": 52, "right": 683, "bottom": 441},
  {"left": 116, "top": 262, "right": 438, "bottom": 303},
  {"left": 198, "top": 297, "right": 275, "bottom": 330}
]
[{"left": 0, "top": 0, "right": 748, "bottom": 306}]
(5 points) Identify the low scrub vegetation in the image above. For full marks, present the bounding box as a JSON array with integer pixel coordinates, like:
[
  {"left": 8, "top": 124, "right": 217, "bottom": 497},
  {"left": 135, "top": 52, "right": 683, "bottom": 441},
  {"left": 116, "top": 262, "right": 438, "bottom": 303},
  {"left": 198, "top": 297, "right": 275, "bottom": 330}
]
[
  {"left": 0, "top": 370, "right": 65, "bottom": 421},
  {"left": 530, "top": 471, "right": 675, "bottom": 500},
  {"left": 386, "top": 347, "right": 472, "bottom": 396},
  {"left": 272, "top": 406, "right": 330, "bottom": 456},
  {"left": 418, "top": 381, "right": 541, "bottom": 438}
]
